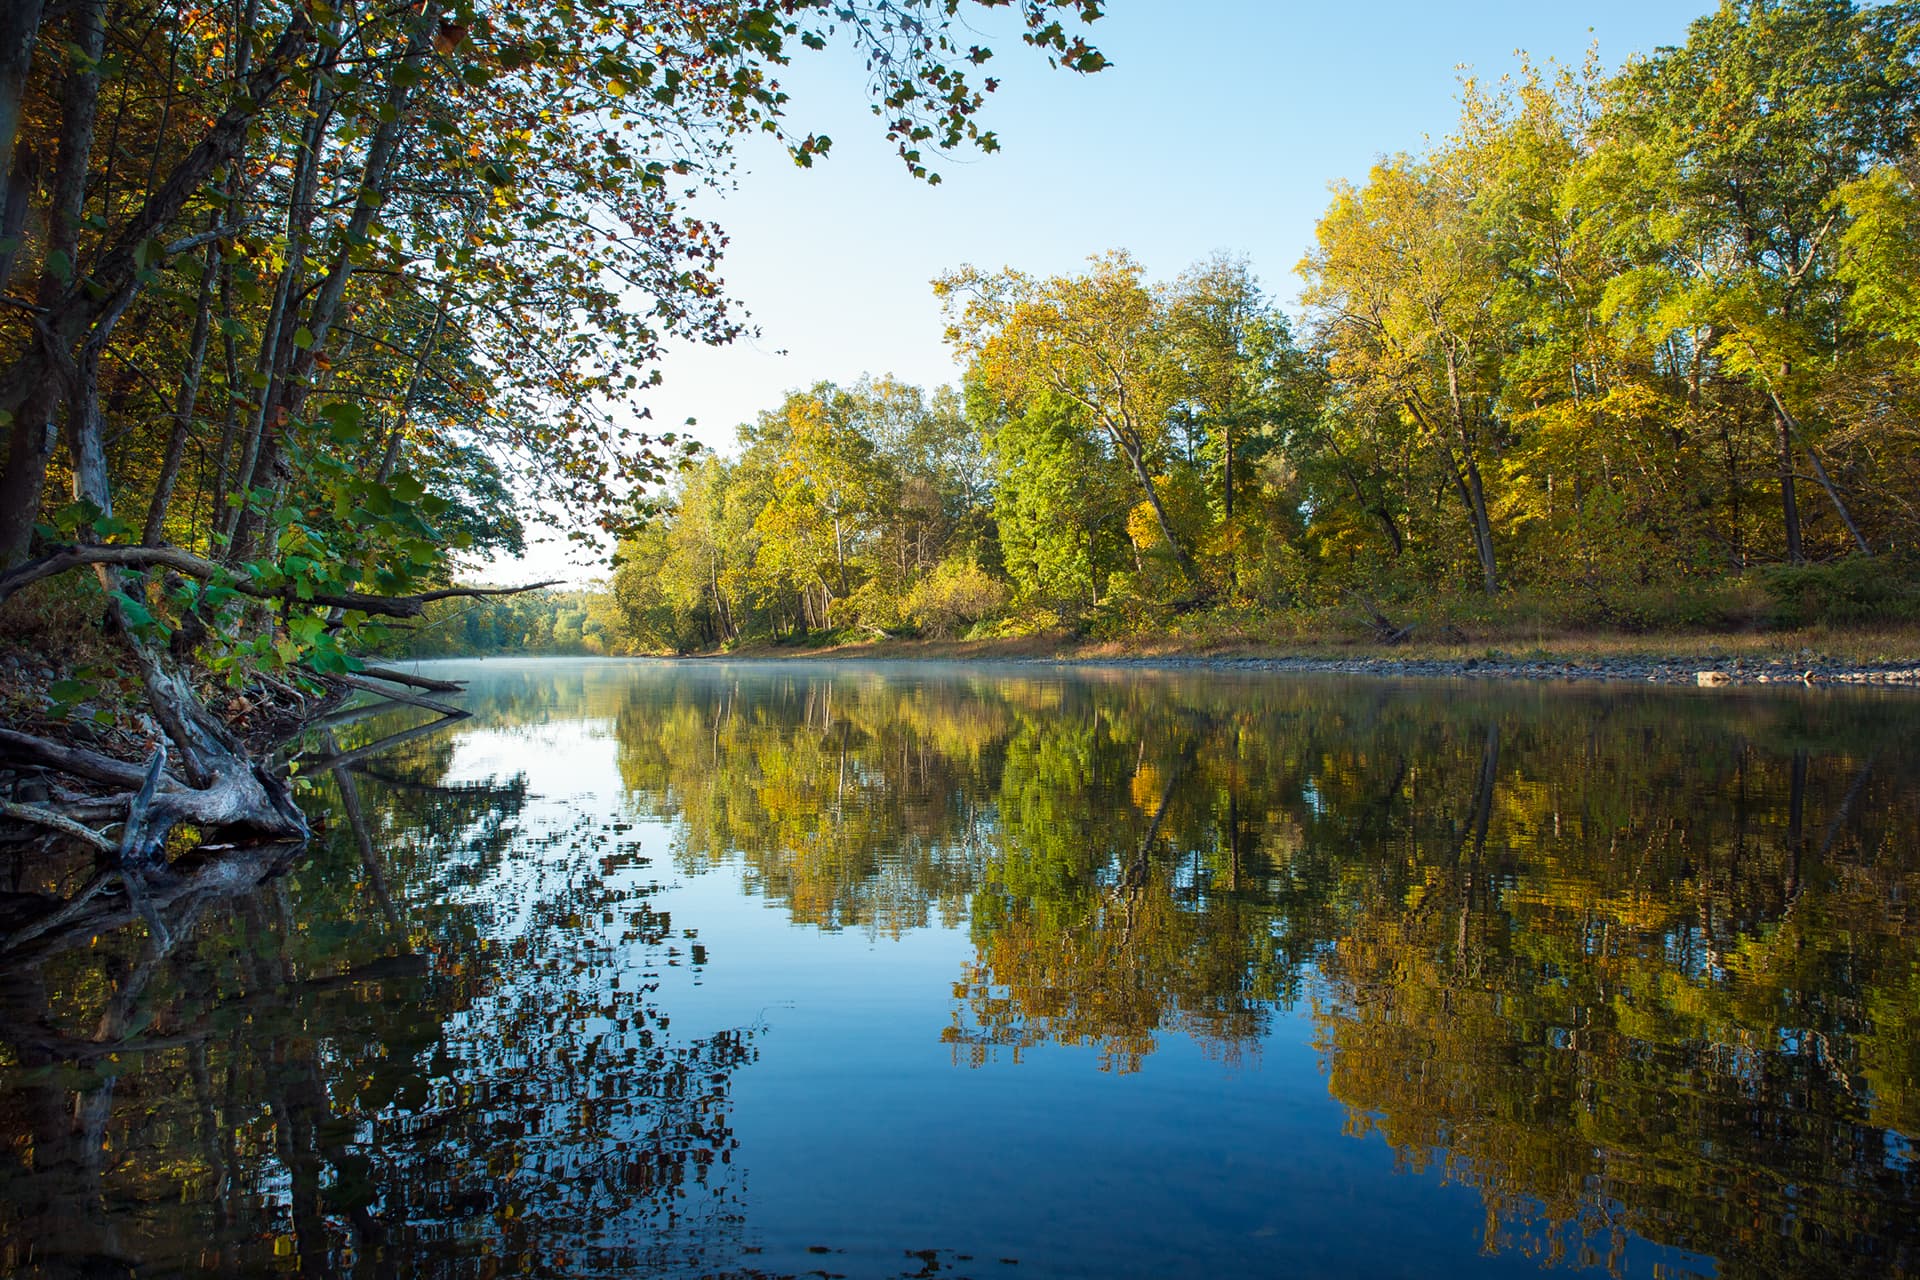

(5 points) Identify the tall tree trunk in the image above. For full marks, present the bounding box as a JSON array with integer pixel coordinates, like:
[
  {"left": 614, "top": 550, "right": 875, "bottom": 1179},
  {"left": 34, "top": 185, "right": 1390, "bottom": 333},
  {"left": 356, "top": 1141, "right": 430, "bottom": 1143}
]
[
  {"left": 0, "top": 0, "right": 103, "bottom": 566},
  {"left": 833, "top": 515, "right": 849, "bottom": 596},
  {"left": 203, "top": 13, "right": 251, "bottom": 552},
  {"left": 1770, "top": 390, "right": 1870, "bottom": 557},
  {"left": 207, "top": 230, "right": 241, "bottom": 551},
  {"left": 1222, "top": 412, "right": 1237, "bottom": 594},
  {"left": 229, "top": 3, "right": 436, "bottom": 563},
  {"left": 1462, "top": 452, "right": 1498, "bottom": 595},
  {"left": 1776, "top": 409, "right": 1803, "bottom": 564},
  {"left": 143, "top": 237, "right": 219, "bottom": 544},
  {"left": 0, "top": 4, "right": 309, "bottom": 565},
  {"left": 1407, "top": 394, "right": 1498, "bottom": 593},
  {"left": 0, "top": 0, "right": 44, "bottom": 223},
  {"left": 0, "top": 136, "right": 39, "bottom": 297},
  {"left": 1327, "top": 432, "right": 1403, "bottom": 556},
  {"left": 1441, "top": 348, "right": 1499, "bottom": 594},
  {"left": 222, "top": 58, "right": 330, "bottom": 560},
  {"left": 1114, "top": 435, "right": 1199, "bottom": 585},
  {"left": 0, "top": 377, "right": 61, "bottom": 567}
]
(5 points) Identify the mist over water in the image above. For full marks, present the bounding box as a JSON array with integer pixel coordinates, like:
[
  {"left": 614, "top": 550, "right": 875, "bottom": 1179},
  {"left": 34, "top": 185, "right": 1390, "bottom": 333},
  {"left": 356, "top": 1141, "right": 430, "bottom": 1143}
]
[{"left": 3, "top": 658, "right": 1916, "bottom": 1278}]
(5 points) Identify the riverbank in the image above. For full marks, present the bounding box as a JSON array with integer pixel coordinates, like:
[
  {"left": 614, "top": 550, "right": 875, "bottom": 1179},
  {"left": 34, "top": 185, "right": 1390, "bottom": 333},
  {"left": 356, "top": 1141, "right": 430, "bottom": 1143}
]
[{"left": 714, "top": 625, "right": 1920, "bottom": 689}]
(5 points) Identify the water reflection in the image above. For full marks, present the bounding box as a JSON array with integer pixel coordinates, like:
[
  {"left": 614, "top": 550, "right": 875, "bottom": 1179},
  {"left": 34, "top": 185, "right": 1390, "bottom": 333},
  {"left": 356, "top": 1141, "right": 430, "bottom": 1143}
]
[
  {"left": 2, "top": 659, "right": 1916, "bottom": 1277},
  {"left": 0, "top": 708, "right": 752, "bottom": 1277}
]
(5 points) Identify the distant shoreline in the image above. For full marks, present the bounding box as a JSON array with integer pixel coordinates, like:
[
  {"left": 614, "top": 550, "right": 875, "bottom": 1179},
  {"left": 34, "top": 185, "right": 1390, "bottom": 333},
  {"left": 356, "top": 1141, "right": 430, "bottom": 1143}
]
[{"left": 415, "top": 628, "right": 1920, "bottom": 690}]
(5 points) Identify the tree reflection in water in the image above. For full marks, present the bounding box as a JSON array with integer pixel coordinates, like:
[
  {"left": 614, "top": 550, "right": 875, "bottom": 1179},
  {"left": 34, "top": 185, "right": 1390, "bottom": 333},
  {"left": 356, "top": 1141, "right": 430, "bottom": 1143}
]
[
  {"left": 2, "top": 660, "right": 1916, "bottom": 1278},
  {"left": 0, "top": 709, "right": 753, "bottom": 1278},
  {"left": 600, "top": 665, "right": 1919, "bottom": 1276}
]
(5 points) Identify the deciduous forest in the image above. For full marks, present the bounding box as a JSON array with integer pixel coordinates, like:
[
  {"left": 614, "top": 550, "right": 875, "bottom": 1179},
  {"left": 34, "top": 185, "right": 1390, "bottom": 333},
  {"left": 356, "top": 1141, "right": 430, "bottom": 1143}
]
[
  {"left": 591, "top": 1, "right": 1920, "bottom": 654},
  {"left": 1, "top": 0, "right": 1918, "bottom": 809}
]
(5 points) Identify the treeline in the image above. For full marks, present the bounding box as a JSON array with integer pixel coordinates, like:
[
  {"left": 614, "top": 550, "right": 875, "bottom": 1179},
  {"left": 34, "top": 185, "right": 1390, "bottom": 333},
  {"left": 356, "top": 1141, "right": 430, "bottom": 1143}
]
[
  {"left": 610, "top": 378, "right": 1000, "bottom": 649},
  {"left": 403, "top": 589, "right": 628, "bottom": 656},
  {"left": 614, "top": 0, "right": 1920, "bottom": 651}
]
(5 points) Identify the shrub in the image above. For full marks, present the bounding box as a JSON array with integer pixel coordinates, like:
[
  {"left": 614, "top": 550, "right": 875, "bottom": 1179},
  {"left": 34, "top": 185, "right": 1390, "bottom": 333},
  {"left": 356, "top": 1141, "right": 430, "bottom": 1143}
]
[
  {"left": 832, "top": 578, "right": 908, "bottom": 635},
  {"left": 906, "top": 560, "right": 1009, "bottom": 639},
  {"left": 1758, "top": 556, "right": 1920, "bottom": 627}
]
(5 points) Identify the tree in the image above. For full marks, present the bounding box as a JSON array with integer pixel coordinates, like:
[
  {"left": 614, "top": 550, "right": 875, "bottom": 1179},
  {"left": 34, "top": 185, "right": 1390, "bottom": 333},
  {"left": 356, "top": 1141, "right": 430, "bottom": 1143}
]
[
  {"left": 940, "top": 251, "right": 1203, "bottom": 586},
  {"left": 1301, "top": 158, "right": 1510, "bottom": 594},
  {"left": 978, "top": 388, "right": 1132, "bottom": 609},
  {"left": 1164, "top": 253, "right": 1320, "bottom": 597},
  {"left": 1588, "top": 0, "right": 1920, "bottom": 561}
]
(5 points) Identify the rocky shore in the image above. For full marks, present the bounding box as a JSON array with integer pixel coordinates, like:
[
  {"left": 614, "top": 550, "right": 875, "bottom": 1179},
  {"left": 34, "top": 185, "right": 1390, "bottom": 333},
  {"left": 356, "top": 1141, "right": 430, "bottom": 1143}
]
[{"left": 1023, "top": 651, "right": 1920, "bottom": 689}]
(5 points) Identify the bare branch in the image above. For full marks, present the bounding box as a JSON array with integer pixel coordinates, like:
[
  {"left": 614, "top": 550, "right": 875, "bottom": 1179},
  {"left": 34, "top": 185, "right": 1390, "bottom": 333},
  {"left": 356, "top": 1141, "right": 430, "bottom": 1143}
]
[
  {"left": 335, "top": 672, "right": 464, "bottom": 717},
  {"left": 0, "top": 801, "right": 115, "bottom": 851},
  {"left": 162, "top": 216, "right": 263, "bottom": 257},
  {"left": 0, "top": 544, "right": 556, "bottom": 617}
]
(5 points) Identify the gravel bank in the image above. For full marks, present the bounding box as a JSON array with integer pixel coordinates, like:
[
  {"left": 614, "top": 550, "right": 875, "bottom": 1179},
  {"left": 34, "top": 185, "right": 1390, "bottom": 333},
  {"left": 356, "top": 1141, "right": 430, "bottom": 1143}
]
[{"left": 1019, "top": 652, "right": 1920, "bottom": 689}]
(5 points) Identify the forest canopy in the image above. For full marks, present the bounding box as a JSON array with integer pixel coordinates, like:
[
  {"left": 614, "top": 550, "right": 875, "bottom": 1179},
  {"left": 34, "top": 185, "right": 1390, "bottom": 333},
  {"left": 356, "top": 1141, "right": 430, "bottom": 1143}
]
[{"left": 601, "top": 0, "right": 1920, "bottom": 654}]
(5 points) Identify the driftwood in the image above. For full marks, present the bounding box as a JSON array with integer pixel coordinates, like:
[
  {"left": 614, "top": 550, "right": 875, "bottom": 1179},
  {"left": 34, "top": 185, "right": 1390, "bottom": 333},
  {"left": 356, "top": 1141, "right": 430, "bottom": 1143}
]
[{"left": 1350, "top": 592, "right": 1415, "bottom": 645}]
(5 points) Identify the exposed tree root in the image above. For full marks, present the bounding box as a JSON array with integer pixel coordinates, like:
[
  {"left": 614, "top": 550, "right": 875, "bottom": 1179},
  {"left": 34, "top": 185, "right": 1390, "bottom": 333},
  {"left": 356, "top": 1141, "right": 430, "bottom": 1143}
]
[{"left": 1, "top": 617, "right": 472, "bottom": 958}]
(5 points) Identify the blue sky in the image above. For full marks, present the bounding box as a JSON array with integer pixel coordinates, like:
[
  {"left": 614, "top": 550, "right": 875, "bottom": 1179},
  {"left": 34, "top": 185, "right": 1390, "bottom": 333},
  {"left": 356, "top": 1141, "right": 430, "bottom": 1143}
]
[{"left": 495, "top": 1, "right": 1721, "bottom": 580}]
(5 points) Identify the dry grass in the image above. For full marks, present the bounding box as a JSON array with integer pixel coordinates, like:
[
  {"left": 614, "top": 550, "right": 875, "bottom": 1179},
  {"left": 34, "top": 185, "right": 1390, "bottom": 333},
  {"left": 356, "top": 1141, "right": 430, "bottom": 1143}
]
[{"left": 727, "top": 621, "right": 1920, "bottom": 668}]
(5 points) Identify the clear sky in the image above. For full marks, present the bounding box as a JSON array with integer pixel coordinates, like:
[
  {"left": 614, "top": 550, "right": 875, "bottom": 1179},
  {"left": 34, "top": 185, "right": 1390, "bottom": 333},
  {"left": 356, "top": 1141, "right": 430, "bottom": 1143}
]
[{"left": 485, "top": 0, "right": 1720, "bottom": 583}]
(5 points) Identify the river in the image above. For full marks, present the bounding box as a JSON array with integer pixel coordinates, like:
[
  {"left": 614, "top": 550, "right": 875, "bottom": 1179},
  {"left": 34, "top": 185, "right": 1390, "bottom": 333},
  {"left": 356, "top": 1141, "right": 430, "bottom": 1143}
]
[{"left": 2, "top": 658, "right": 1916, "bottom": 1277}]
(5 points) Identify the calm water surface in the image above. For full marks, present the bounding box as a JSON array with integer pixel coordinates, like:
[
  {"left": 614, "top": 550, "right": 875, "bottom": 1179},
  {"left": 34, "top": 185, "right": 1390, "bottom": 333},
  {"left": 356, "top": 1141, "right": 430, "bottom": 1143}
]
[{"left": 3, "top": 659, "right": 1917, "bottom": 1278}]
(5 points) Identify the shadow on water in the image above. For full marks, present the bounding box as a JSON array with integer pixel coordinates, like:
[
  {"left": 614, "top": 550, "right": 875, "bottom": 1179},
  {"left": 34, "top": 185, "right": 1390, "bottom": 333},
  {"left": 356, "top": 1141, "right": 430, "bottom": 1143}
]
[{"left": 2, "top": 657, "right": 1917, "bottom": 1277}]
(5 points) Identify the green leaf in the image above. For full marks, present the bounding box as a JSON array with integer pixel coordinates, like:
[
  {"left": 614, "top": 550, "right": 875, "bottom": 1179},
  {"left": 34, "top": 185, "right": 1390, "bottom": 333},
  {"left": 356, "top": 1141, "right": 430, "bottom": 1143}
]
[
  {"left": 389, "top": 472, "right": 426, "bottom": 504},
  {"left": 110, "top": 591, "right": 155, "bottom": 628},
  {"left": 320, "top": 401, "right": 362, "bottom": 432},
  {"left": 48, "top": 679, "right": 98, "bottom": 711}
]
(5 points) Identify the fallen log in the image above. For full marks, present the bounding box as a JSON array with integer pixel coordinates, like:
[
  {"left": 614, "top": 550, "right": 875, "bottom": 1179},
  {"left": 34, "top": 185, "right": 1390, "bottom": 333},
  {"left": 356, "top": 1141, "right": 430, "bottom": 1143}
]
[
  {"left": 1349, "top": 592, "right": 1415, "bottom": 645},
  {"left": 355, "top": 663, "right": 465, "bottom": 693}
]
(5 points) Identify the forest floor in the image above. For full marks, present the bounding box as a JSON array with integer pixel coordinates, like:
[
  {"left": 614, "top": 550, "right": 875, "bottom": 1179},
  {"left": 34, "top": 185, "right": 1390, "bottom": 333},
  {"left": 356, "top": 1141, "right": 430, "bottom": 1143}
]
[{"left": 720, "top": 624, "right": 1920, "bottom": 689}]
